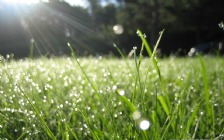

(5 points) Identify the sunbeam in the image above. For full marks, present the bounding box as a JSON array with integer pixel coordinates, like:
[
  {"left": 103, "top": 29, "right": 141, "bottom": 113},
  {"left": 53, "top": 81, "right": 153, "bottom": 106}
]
[
  {"left": 3, "top": 0, "right": 40, "bottom": 5},
  {"left": 1, "top": 0, "right": 97, "bottom": 57}
]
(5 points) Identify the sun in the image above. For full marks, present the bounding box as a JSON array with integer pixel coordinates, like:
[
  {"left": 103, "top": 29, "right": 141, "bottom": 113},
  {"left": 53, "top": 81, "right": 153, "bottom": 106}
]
[
  {"left": 4, "top": 0, "right": 42, "bottom": 5},
  {"left": 3, "top": 0, "right": 86, "bottom": 7}
]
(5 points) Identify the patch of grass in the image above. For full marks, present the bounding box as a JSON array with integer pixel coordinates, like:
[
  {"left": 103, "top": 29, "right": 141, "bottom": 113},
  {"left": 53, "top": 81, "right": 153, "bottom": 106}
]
[{"left": 0, "top": 32, "right": 224, "bottom": 139}]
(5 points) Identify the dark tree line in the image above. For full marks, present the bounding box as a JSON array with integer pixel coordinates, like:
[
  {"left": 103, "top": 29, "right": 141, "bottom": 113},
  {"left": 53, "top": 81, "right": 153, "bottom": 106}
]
[{"left": 0, "top": 0, "right": 223, "bottom": 58}]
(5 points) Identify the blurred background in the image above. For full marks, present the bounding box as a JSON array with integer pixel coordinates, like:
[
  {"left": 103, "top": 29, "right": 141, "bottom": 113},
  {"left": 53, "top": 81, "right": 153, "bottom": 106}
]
[{"left": 0, "top": 0, "right": 224, "bottom": 58}]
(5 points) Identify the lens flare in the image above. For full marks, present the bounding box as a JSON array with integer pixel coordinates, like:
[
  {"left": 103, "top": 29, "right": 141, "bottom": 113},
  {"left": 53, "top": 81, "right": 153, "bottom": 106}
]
[
  {"left": 4, "top": 0, "right": 39, "bottom": 5},
  {"left": 113, "top": 24, "right": 124, "bottom": 35},
  {"left": 139, "top": 120, "right": 150, "bottom": 130}
]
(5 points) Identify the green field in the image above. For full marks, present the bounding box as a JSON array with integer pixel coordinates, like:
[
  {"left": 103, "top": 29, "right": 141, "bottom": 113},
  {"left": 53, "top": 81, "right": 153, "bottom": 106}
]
[{"left": 0, "top": 55, "right": 224, "bottom": 139}]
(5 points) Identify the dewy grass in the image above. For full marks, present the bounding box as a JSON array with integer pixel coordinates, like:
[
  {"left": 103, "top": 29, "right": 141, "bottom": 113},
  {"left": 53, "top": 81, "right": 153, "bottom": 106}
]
[
  {"left": 137, "top": 30, "right": 171, "bottom": 122},
  {"left": 0, "top": 33, "right": 224, "bottom": 139},
  {"left": 199, "top": 56, "right": 215, "bottom": 138},
  {"left": 1, "top": 56, "right": 224, "bottom": 139},
  {"left": 17, "top": 84, "right": 56, "bottom": 140}
]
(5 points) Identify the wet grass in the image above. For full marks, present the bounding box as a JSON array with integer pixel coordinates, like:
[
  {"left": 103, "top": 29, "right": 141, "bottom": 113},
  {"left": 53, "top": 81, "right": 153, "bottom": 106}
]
[
  {"left": 0, "top": 55, "right": 224, "bottom": 139},
  {"left": 0, "top": 31, "right": 224, "bottom": 139}
]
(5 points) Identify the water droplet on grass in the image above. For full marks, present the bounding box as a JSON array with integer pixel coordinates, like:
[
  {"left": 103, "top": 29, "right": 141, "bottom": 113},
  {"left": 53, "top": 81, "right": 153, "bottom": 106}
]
[
  {"left": 112, "top": 85, "right": 119, "bottom": 92},
  {"left": 200, "top": 112, "right": 204, "bottom": 115},
  {"left": 60, "top": 104, "right": 63, "bottom": 108},
  {"left": 139, "top": 120, "right": 150, "bottom": 130},
  {"left": 180, "top": 125, "right": 183, "bottom": 129},
  {"left": 118, "top": 90, "right": 125, "bottom": 96},
  {"left": 102, "top": 108, "right": 105, "bottom": 112},
  {"left": 132, "top": 111, "right": 141, "bottom": 120}
]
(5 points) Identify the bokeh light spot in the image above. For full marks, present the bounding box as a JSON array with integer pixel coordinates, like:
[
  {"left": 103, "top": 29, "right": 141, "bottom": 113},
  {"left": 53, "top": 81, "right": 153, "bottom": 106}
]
[
  {"left": 139, "top": 120, "right": 150, "bottom": 130},
  {"left": 113, "top": 24, "right": 124, "bottom": 35}
]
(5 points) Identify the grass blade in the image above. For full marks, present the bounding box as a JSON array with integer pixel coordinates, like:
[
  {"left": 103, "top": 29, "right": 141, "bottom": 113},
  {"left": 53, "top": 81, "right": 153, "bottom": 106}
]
[
  {"left": 137, "top": 29, "right": 171, "bottom": 116},
  {"left": 113, "top": 43, "right": 135, "bottom": 75},
  {"left": 183, "top": 102, "right": 201, "bottom": 138},
  {"left": 116, "top": 90, "right": 136, "bottom": 113}
]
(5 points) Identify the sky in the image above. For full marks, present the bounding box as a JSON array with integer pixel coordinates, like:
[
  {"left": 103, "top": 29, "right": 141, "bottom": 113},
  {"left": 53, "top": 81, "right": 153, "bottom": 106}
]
[
  {"left": 64, "top": 0, "right": 88, "bottom": 7},
  {"left": 2, "top": 0, "right": 116, "bottom": 8},
  {"left": 2, "top": 0, "right": 88, "bottom": 7}
]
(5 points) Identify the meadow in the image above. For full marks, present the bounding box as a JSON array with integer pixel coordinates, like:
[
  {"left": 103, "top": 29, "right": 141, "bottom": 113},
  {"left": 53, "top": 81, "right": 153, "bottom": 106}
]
[
  {"left": 0, "top": 32, "right": 224, "bottom": 139},
  {"left": 1, "top": 55, "right": 224, "bottom": 139}
]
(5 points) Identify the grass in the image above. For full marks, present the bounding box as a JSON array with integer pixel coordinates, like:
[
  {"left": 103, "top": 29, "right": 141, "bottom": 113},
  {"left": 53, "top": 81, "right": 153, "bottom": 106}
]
[{"left": 0, "top": 32, "right": 224, "bottom": 139}]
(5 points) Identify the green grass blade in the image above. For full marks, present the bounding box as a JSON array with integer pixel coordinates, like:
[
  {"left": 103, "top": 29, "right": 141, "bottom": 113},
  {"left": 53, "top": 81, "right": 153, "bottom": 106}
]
[
  {"left": 199, "top": 56, "right": 215, "bottom": 138},
  {"left": 68, "top": 43, "right": 98, "bottom": 93},
  {"left": 183, "top": 102, "right": 201, "bottom": 138},
  {"left": 137, "top": 30, "right": 153, "bottom": 57},
  {"left": 157, "top": 95, "right": 169, "bottom": 116},
  {"left": 132, "top": 47, "right": 144, "bottom": 102},
  {"left": 116, "top": 90, "right": 136, "bottom": 113},
  {"left": 199, "top": 56, "right": 211, "bottom": 115},
  {"left": 161, "top": 116, "right": 175, "bottom": 139},
  {"left": 113, "top": 43, "right": 135, "bottom": 75},
  {"left": 192, "top": 115, "right": 202, "bottom": 139},
  {"left": 138, "top": 30, "right": 171, "bottom": 118},
  {"left": 17, "top": 131, "right": 27, "bottom": 140},
  {"left": 68, "top": 43, "right": 107, "bottom": 109}
]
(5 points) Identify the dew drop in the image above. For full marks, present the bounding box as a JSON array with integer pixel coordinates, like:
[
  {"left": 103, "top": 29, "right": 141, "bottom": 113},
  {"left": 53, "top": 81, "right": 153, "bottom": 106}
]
[
  {"left": 102, "top": 108, "right": 105, "bottom": 112},
  {"left": 180, "top": 125, "right": 183, "bottom": 129},
  {"left": 139, "top": 120, "right": 150, "bottom": 130},
  {"left": 136, "top": 30, "right": 140, "bottom": 36},
  {"left": 132, "top": 111, "right": 141, "bottom": 120},
  {"left": 60, "top": 104, "right": 63, "bottom": 108},
  {"left": 118, "top": 90, "right": 125, "bottom": 96}
]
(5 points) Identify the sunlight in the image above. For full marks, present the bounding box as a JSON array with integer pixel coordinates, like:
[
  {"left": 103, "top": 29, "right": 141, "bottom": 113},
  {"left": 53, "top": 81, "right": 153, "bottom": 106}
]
[
  {"left": 2, "top": 0, "right": 93, "bottom": 56},
  {"left": 4, "top": 0, "right": 86, "bottom": 7},
  {"left": 4, "top": 0, "right": 40, "bottom": 5},
  {"left": 65, "top": 0, "right": 88, "bottom": 7}
]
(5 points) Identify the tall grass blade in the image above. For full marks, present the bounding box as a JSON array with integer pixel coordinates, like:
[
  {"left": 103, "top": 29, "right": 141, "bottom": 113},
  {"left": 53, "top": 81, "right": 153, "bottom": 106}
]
[
  {"left": 132, "top": 47, "right": 143, "bottom": 102},
  {"left": 113, "top": 43, "right": 134, "bottom": 75},
  {"left": 68, "top": 43, "right": 107, "bottom": 108},
  {"left": 116, "top": 90, "right": 136, "bottom": 113},
  {"left": 157, "top": 95, "right": 169, "bottom": 117},
  {"left": 199, "top": 56, "right": 211, "bottom": 117},
  {"left": 183, "top": 102, "right": 201, "bottom": 138},
  {"left": 137, "top": 29, "right": 171, "bottom": 116},
  {"left": 199, "top": 56, "right": 215, "bottom": 138},
  {"left": 68, "top": 43, "right": 98, "bottom": 93},
  {"left": 161, "top": 116, "right": 175, "bottom": 139},
  {"left": 192, "top": 115, "right": 202, "bottom": 139},
  {"left": 17, "top": 131, "right": 27, "bottom": 140}
]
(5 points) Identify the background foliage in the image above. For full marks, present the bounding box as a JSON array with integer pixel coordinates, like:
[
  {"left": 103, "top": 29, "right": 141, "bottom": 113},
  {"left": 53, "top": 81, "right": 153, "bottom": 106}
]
[{"left": 0, "top": 0, "right": 224, "bottom": 57}]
